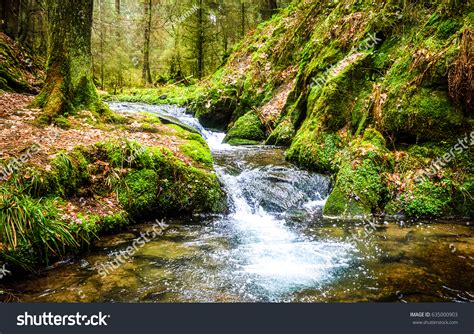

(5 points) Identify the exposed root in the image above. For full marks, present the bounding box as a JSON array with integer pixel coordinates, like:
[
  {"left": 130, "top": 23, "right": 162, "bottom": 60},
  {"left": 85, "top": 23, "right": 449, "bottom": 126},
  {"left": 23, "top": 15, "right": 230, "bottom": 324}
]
[{"left": 448, "top": 28, "right": 473, "bottom": 111}]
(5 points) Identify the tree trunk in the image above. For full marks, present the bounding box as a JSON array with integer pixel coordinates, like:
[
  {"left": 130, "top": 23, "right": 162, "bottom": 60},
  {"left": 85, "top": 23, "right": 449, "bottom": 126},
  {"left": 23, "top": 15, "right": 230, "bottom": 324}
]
[
  {"left": 99, "top": 0, "right": 105, "bottom": 90},
  {"left": 240, "top": 0, "right": 245, "bottom": 38},
  {"left": 1, "top": 0, "right": 20, "bottom": 38},
  {"left": 261, "top": 0, "right": 277, "bottom": 20},
  {"left": 142, "top": 0, "right": 152, "bottom": 86},
  {"left": 196, "top": 0, "right": 204, "bottom": 79},
  {"left": 115, "top": 0, "right": 123, "bottom": 92},
  {"left": 35, "top": 0, "right": 105, "bottom": 120}
]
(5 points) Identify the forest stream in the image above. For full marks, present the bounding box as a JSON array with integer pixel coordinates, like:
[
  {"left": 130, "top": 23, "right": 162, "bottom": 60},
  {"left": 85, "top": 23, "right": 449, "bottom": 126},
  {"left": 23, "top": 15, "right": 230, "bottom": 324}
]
[{"left": 7, "top": 103, "right": 474, "bottom": 303}]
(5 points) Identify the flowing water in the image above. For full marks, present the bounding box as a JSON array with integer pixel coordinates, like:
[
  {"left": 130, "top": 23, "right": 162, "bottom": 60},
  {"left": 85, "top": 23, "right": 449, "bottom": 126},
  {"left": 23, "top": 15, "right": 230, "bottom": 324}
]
[{"left": 4, "top": 103, "right": 473, "bottom": 303}]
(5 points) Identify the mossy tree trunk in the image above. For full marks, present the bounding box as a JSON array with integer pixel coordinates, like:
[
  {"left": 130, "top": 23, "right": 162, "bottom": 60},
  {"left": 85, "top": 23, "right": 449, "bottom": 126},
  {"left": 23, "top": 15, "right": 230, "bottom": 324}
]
[{"left": 35, "top": 0, "right": 105, "bottom": 121}]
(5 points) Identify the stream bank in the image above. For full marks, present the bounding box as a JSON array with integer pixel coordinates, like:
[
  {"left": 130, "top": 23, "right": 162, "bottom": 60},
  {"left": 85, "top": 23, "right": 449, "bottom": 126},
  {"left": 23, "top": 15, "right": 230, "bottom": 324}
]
[{"left": 0, "top": 100, "right": 224, "bottom": 273}]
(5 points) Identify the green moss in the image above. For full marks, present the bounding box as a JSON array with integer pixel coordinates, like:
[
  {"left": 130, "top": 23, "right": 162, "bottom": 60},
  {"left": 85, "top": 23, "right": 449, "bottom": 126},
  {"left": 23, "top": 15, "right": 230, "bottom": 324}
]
[
  {"left": 104, "top": 112, "right": 130, "bottom": 125},
  {"left": 287, "top": 131, "right": 340, "bottom": 173},
  {"left": 98, "top": 140, "right": 153, "bottom": 169},
  {"left": 226, "top": 138, "right": 262, "bottom": 146},
  {"left": 382, "top": 88, "right": 464, "bottom": 141},
  {"left": 324, "top": 159, "right": 385, "bottom": 217},
  {"left": 322, "top": 129, "right": 393, "bottom": 217},
  {"left": 436, "top": 18, "right": 462, "bottom": 39},
  {"left": 266, "top": 117, "right": 296, "bottom": 146},
  {"left": 119, "top": 169, "right": 159, "bottom": 214},
  {"left": 362, "top": 128, "right": 386, "bottom": 148},
  {"left": 106, "top": 85, "right": 205, "bottom": 106},
  {"left": 101, "top": 211, "right": 129, "bottom": 232},
  {"left": 53, "top": 115, "right": 72, "bottom": 129},
  {"left": 180, "top": 140, "right": 213, "bottom": 168},
  {"left": 42, "top": 151, "right": 90, "bottom": 197},
  {"left": 104, "top": 141, "right": 226, "bottom": 218},
  {"left": 405, "top": 181, "right": 451, "bottom": 218},
  {"left": 323, "top": 186, "right": 371, "bottom": 217},
  {"left": 166, "top": 124, "right": 206, "bottom": 144},
  {"left": 224, "top": 111, "right": 265, "bottom": 145}
]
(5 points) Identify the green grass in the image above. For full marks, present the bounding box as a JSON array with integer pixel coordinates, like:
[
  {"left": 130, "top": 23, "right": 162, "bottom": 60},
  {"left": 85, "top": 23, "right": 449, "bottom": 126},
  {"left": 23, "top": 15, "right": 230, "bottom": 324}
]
[{"left": 0, "top": 188, "right": 77, "bottom": 270}]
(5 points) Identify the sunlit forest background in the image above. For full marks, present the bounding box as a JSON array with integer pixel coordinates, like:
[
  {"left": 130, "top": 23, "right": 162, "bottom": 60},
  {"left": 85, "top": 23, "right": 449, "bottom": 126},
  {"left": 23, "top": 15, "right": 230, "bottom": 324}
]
[{"left": 1, "top": 0, "right": 291, "bottom": 91}]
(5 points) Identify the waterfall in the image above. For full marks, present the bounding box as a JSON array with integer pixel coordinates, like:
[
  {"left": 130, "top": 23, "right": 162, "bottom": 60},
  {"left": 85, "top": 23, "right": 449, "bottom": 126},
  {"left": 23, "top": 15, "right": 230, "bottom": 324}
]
[{"left": 108, "top": 102, "right": 354, "bottom": 301}]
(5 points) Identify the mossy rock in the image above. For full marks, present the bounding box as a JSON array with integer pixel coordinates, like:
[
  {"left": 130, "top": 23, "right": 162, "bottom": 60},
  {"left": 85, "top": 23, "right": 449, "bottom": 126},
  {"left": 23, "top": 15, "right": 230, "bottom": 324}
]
[
  {"left": 266, "top": 117, "right": 296, "bottom": 146},
  {"left": 323, "top": 129, "right": 391, "bottom": 218},
  {"left": 180, "top": 140, "right": 214, "bottom": 168},
  {"left": 224, "top": 111, "right": 266, "bottom": 145},
  {"left": 286, "top": 131, "right": 341, "bottom": 173},
  {"left": 96, "top": 140, "right": 227, "bottom": 217},
  {"left": 191, "top": 91, "right": 236, "bottom": 130},
  {"left": 118, "top": 169, "right": 160, "bottom": 214},
  {"left": 226, "top": 138, "right": 262, "bottom": 146},
  {"left": 324, "top": 159, "right": 385, "bottom": 218},
  {"left": 381, "top": 88, "right": 465, "bottom": 142},
  {"left": 404, "top": 181, "right": 452, "bottom": 218},
  {"left": 323, "top": 186, "right": 371, "bottom": 217}
]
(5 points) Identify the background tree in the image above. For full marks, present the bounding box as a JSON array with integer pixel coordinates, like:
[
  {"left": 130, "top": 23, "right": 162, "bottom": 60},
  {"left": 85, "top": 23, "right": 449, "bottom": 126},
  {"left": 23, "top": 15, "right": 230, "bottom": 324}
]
[
  {"left": 142, "top": 0, "right": 153, "bottom": 85},
  {"left": 260, "top": 0, "right": 277, "bottom": 20}
]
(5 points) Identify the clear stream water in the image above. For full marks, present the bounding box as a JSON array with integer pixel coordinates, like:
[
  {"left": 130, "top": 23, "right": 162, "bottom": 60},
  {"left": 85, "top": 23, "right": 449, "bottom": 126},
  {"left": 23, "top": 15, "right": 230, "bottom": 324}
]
[{"left": 5, "top": 103, "right": 473, "bottom": 303}]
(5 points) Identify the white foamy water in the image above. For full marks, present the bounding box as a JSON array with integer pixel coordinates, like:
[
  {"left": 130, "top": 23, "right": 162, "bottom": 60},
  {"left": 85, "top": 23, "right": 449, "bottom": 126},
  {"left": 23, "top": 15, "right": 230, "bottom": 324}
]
[{"left": 217, "top": 169, "right": 352, "bottom": 298}]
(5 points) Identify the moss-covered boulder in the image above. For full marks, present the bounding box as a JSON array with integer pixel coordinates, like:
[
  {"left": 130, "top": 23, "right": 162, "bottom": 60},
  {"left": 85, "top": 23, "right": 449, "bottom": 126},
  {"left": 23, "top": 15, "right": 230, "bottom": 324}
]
[
  {"left": 266, "top": 116, "right": 296, "bottom": 146},
  {"left": 380, "top": 88, "right": 465, "bottom": 142},
  {"left": 323, "top": 129, "right": 392, "bottom": 218},
  {"left": 383, "top": 139, "right": 472, "bottom": 219},
  {"left": 115, "top": 145, "right": 225, "bottom": 217},
  {"left": 190, "top": 88, "right": 236, "bottom": 130},
  {"left": 224, "top": 111, "right": 266, "bottom": 145}
]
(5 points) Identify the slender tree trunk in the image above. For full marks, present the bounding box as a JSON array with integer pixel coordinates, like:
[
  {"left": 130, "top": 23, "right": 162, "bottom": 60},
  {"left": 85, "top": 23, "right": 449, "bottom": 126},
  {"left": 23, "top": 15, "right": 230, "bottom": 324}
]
[
  {"left": 196, "top": 0, "right": 204, "bottom": 79},
  {"left": 142, "top": 0, "right": 152, "bottom": 86},
  {"left": 115, "top": 0, "right": 123, "bottom": 93},
  {"left": 99, "top": 0, "right": 105, "bottom": 90},
  {"left": 34, "top": 0, "right": 105, "bottom": 120},
  {"left": 240, "top": 0, "right": 245, "bottom": 38}
]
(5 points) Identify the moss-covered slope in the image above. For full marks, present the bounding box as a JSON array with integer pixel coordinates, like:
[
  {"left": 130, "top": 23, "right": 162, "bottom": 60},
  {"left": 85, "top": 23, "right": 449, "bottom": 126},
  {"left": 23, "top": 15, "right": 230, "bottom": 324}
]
[{"left": 196, "top": 0, "right": 473, "bottom": 219}]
